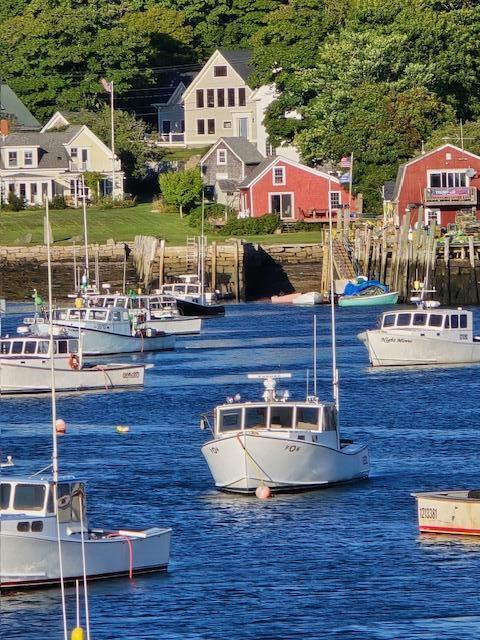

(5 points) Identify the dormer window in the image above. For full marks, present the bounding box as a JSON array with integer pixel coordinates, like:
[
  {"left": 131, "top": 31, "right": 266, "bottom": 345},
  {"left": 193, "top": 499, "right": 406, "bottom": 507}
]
[
  {"left": 24, "top": 151, "right": 33, "bottom": 166},
  {"left": 214, "top": 66, "right": 227, "bottom": 77},
  {"left": 8, "top": 151, "right": 17, "bottom": 167}
]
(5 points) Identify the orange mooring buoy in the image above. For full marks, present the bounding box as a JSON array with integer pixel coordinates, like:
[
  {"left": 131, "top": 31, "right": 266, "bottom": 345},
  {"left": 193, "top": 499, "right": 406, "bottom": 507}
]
[
  {"left": 255, "top": 485, "right": 271, "bottom": 500},
  {"left": 55, "top": 419, "right": 67, "bottom": 434}
]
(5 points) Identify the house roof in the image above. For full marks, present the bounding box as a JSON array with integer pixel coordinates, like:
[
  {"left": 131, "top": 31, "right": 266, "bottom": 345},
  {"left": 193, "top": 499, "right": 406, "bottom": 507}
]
[
  {"left": 202, "top": 137, "right": 264, "bottom": 167},
  {"left": 217, "top": 49, "right": 252, "bottom": 83},
  {"left": 239, "top": 155, "right": 342, "bottom": 189},
  {"left": 0, "top": 84, "right": 41, "bottom": 131},
  {"left": 0, "top": 126, "right": 84, "bottom": 169},
  {"left": 217, "top": 179, "right": 239, "bottom": 192}
]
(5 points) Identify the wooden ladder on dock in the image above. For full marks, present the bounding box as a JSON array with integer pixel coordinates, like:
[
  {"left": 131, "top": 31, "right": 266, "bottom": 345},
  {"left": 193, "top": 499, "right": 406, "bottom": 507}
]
[
  {"left": 320, "top": 237, "right": 356, "bottom": 294},
  {"left": 186, "top": 237, "right": 198, "bottom": 270}
]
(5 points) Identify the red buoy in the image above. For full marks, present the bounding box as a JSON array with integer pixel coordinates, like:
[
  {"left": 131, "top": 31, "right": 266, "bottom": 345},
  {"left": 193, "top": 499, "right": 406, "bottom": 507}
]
[{"left": 255, "top": 485, "right": 271, "bottom": 500}]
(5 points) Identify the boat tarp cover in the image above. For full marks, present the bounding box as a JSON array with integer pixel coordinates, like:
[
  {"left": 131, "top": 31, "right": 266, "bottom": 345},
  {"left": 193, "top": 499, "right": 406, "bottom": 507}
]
[{"left": 343, "top": 280, "right": 389, "bottom": 296}]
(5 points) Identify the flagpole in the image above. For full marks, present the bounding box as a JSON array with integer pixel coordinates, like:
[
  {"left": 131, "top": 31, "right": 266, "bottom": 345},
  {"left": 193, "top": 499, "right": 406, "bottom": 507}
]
[{"left": 110, "top": 81, "right": 115, "bottom": 199}]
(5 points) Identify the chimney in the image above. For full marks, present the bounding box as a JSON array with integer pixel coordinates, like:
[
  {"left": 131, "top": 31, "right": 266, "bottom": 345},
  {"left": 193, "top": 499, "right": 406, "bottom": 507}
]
[{"left": 0, "top": 119, "right": 9, "bottom": 136}]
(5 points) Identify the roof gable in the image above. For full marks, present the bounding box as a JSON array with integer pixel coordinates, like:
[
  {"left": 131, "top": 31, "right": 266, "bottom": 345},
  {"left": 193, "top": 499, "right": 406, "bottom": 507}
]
[
  {"left": 183, "top": 49, "right": 252, "bottom": 101},
  {"left": 240, "top": 156, "right": 342, "bottom": 189},
  {"left": 201, "top": 137, "right": 264, "bottom": 166}
]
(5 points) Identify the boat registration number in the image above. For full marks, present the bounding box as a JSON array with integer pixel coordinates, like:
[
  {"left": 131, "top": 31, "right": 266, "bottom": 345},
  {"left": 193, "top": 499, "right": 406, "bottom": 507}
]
[
  {"left": 122, "top": 371, "right": 140, "bottom": 379},
  {"left": 419, "top": 507, "right": 437, "bottom": 519}
]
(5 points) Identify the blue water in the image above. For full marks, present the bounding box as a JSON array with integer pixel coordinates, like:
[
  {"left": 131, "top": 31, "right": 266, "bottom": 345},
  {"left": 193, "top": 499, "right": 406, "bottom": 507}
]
[{"left": 1, "top": 304, "right": 479, "bottom": 640}]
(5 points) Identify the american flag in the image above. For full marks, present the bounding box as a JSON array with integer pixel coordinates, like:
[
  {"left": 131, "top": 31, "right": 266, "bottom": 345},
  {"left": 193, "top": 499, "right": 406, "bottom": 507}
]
[
  {"left": 340, "top": 155, "right": 352, "bottom": 168},
  {"left": 100, "top": 78, "right": 112, "bottom": 93}
]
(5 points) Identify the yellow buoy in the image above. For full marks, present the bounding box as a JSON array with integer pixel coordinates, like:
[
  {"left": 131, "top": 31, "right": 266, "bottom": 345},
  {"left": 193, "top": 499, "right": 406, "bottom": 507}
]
[
  {"left": 116, "top": 425, "right": 130, "bottom": 434},
  {"left": 71, "top": 627, "right": 84, "bottom": 640}
]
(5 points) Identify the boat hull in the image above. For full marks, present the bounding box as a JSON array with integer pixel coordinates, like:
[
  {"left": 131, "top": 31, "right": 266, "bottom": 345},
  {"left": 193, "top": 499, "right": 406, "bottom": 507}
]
[
  {"left": 0, "top": 528, "right": 171, "bottom": 589},
  {"left": 359, "top": 330, "right": 480, "bottom": 366},
  {"left": 0, "top": 360, "right": 147, "bottom": 394},
  {"left": 146, "top": 316, "right": 201, "bottom": 335},
  {"left": 271, "top": 293, "right": 301, "bottom": 304},
  {"left": 339, "top": 291, "right": 399, "bottom": 307},
  {"left": 175, "top": 298, "right": 225, "bottom": 317},
  {"left": 201, "top": 433, "right": 369, "bottom": 493},
  {"left": 412, "top": 491, "right": 480, "bottom": 536},
  {"left": 292, "top": 292, "right": 323, "bottom": 305}
]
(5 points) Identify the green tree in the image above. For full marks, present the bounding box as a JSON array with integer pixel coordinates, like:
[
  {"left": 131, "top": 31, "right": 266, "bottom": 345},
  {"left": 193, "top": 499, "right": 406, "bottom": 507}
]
[
  {"left": 69, "top": 108, "right": 162, "bottom": 178},
  {"left": 159, "top": 169, "right": 203, "bottom": 217},
  {"left": 427, "top": 120, "right": 480, "bottom": 156}
]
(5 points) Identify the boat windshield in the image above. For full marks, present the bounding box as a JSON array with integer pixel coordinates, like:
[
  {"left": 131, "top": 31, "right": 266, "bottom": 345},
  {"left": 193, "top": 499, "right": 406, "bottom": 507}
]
[
  {"left": 245, "top": 406, "right": 268, "bottom": 429},
  {"left": 13, "top": 483, "right": 46, "bottom": 511},
  {"left": 1, "top": 483, "right": 11, "bottom": 509},
  {"left": 295, "top": 406, "right": 320, "bottom": 430},
  {"left": 219, "top": 408, "right": 242, "bottom": 432},
  {"left": 269, "top": 405, "right": 294, "bottom": 428}
]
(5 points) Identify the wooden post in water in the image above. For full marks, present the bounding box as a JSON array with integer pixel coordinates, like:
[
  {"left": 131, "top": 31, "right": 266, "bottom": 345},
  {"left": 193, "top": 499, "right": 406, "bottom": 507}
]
[
  {"left": 158, "top": 239, "right": 165, "bottom": 289},
  {"left": 233, "top": 240, "right": 240, "bottom": 301}
]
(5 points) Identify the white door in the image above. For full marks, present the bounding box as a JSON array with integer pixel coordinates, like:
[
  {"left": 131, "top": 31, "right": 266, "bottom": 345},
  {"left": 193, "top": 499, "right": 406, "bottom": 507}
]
[{"left": 237, "top": 118, "right": 249, "bottom": 138}]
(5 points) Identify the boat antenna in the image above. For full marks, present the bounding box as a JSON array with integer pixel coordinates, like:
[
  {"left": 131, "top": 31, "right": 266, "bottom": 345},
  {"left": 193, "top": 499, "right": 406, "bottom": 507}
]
[
  {"left": 46, "top": 199, "right": 69, "bottom": 640},
  {"left": 313, "top": 314, "right": 317, "bottom": 398},
  {"left": 328, "top": 179, "right": 340, "bottom": 414}
]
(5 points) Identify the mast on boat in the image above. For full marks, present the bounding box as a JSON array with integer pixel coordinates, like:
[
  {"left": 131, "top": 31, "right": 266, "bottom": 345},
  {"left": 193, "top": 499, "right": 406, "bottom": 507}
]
[{"left": 328, "top": 179, "right": 340, "bottom": 417}]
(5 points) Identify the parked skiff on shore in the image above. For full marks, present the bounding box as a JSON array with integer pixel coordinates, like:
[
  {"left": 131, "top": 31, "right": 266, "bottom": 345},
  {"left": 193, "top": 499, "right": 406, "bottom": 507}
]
[{"left": 412, "top": 490, "right": 480, "bottom": 536}]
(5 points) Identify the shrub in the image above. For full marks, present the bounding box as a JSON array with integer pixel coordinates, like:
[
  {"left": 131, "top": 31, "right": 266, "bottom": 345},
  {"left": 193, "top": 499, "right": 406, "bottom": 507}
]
[
  {"left": 97, "top": 196, "right": 137, "bottom": 209},
  {"left": 220, "top": 213, "right": 280, "bottom": 236},
  {"left": 50, "top": 195, "right": 67, "bottom": 209},
  {"left": 187, "top": 203, "right": 226, "bottom": 229},
  {"left": 4, "top": 192, "right": 26, "bottom": 211}
]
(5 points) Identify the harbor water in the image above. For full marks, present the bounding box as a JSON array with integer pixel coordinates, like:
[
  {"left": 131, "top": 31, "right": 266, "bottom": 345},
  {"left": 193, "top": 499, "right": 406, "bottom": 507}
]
[{"left": 1, "top": 303, "right": 479, "bottom": 639}]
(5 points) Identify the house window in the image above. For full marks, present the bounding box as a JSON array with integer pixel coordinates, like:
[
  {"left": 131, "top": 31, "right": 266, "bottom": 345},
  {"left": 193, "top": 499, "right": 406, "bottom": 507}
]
[
  {"left": 227, "top": 88, "right": 235, "bottom": 107},
  {"left": 24, "top": 151, "right": 33, "bottom": 166},
  {"left": 214, "top": 66, "right": 227, "bottom": 77},
  {"left": 207, "top": 89, "right": 215, "bottom": 108},
  {"left": 19, "top": 184, "right": 26, "bottom": 199},
  {"left": 30, "top": 183, "right": 38, "bottom": 203},
  {"left": 217, "top": 149, "right": 227, "bottom": 165},
  {"left": 429, "top": 171, "right": 467, "bottom": 188},
  {"left": 70, "top": 148, "right": 78, "bottom": 159},
  {"left": 207, "top": 119, "right": 215, "bottom": 135},
  {"left": 217, "top": 89, "right": 225, "bottom": 107},
  {"left": 238, "top": 88, "right": 246, "bottom": 107},
  {"left": 196, "top": 89, "right": 204, "bottom": 108},
  {"left": 426, "top": 209, "right": 441, "bottom": 224},
  {"left": 197, "top": 119, "right": 205, "bottom": 135},
  {"left": 162, "top": 120, "right": 171, "bottom": 134},
  {"left": 8, "top": 151, "right": 17, "bottom": 167},
  {"left": 273, "top": 166, "right": 285, "bottom": 185},
  {"left": 330, "top": 191, "right": 341, "bottom": 208},
  {"left": 223, "top": 121, "right": 232, "bottom": 129}
]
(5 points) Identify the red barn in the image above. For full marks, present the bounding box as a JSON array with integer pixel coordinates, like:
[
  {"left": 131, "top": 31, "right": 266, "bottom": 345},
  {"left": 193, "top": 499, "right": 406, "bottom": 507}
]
[
  {"left": 386, "top": 144, "right": 480, "bottom": 227},
  {"left": 238, "top": 156, "right": 358, "bottom": 222}
]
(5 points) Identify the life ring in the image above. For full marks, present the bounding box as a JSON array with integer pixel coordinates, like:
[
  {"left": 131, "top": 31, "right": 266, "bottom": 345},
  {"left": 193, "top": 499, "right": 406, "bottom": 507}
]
[{"left": 69, "top": 354, "right": 80, "bottom": 370}]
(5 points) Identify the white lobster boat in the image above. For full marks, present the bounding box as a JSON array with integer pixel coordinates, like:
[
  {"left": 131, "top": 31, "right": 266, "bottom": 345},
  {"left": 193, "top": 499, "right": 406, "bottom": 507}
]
[
  {"left": 412, "top": 489, "right": 480, "bottom": 536},
  {"left": 200, "top": 373, "right": 369, "bottom": 493},
  {"left": 25, "top": 306, "right": 176, "bottom": 355},
  {"left": 0, "top": 335, "right": 149, "bottom": 394},
  {"left": 0, "top": 474, "right": 171, "bottom": 589}
]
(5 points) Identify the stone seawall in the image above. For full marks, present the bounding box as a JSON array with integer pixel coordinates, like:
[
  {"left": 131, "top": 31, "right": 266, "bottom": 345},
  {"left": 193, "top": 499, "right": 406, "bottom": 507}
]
[{"left": 0, "top": 240, "right": 323, "bottom": 301}]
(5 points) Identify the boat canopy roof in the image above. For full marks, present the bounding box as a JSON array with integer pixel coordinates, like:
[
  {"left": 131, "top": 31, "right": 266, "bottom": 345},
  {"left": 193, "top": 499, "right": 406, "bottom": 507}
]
[{"left": 52, "top": 306, "right": 129, "bottom": 322}]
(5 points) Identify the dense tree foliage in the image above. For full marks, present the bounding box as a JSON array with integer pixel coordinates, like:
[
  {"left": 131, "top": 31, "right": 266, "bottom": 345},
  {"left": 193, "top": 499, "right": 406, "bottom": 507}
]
[{"left": 159, "top": 168, "right": 203, "bottom": 216}]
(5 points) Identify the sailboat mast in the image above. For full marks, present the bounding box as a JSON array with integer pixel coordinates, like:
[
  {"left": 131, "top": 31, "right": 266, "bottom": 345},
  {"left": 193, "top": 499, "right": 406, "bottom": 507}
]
[
  {"left": 328, "top": 179, "right": 340, "bottom": 413},
  {"left": 82, "top": 174, "right": 89, "bottom": 284},
  {"left": 200, "top": 188, "right": 205, "bottom": 303},
  {"left": 46, "top": 199, "right": 59, "bottom": 483}
]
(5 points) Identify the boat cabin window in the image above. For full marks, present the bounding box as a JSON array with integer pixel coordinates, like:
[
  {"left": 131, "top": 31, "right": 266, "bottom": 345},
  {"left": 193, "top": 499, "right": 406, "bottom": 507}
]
[
  {"left": 187, "top": 285, "right": 198, "bottom": 294},
  {"left": 12, "top": 341, "right": 23, "bottom": 354},
  {"left": 38, "top": 340, "right": 50, "bottom": 354},
  {"left": 57, "top": 340, "right": 69, "bottom": 354},
  {"left": 460, "top": 314, "right": 467, "bottom": 329},
  {"left": 382, "top": 314, "right": 396, "bottom": 327},
  {"left": 68, "top": 309, "right": 87, "bottom": 320},
  {"left": 270, "top": 406, "right": 293, "bottom": 429},
  {"left": 13, "top": 484, "right": 46, "bottom": 511},
  {"left": 57, "top": 482, "right": 85, "bottom": 523},
  {"left": 428, "top": 314, "right": 443, "bottom": 328},
  {"left": 245, "top": 406, "right": 268, "bottom": 429},
  {"left": 397, "top": 313, "right": 411, "bottom": 327},
  {"left": 219, "top": 409, "right": 242, "bottom": 432},
  {"left": 90, "top": 310, "right": 107, "bottom": 321},
  {"left": 1, "top": 341, "right": 11, "bottom": 354},
  {"left": 295, "top": 406, "right": 319, "bottom": 430},
  {"left": 412, "top": 313, "right": 427, "bottom": 327},
  {"left": 112, "top": 311, "right": 122, "bottom": 321},
  {"left": 1, "top": 483, "right": 11, "bottom": 509},
  {"left": 322, "top": 406, "right": 337, "bottom": 432},
  {"left": 24, "top": 341, "right": 37, "bottom": 354}
]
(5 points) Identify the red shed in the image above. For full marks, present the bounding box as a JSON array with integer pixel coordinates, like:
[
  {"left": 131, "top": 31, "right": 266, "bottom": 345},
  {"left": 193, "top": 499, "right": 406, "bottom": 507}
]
[
  {"left": 238, "top": 156, "right": 358, "bottom": 222},
  {"left": 388, "top": 144, "right": 480, "bottom": 227}
]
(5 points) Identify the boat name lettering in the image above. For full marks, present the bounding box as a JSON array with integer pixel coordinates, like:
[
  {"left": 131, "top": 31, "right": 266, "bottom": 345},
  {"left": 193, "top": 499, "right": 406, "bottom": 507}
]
[
  {"left": 122, "top": 371, "right": 140, "bottom": 379},
  {"left": 459, "top": 334, "right": 468, "bottom": 341},
  {"left": 381, "top": 337, "right": 412, "bottom": 344},
  {"left": 285, "top": 445, "right": 300, "bottom": 453},
  {"left": 419, "top": 507, "right": 437, "bottom": 520},
  {"left": 209, "top": 446, "right": 219, "bottom": 454}
]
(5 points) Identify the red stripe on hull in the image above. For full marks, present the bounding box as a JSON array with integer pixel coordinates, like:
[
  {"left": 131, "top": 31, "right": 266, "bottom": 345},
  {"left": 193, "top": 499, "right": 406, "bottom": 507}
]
[{"left": 420, "top": 525, "right": 480, "bottom": 536}]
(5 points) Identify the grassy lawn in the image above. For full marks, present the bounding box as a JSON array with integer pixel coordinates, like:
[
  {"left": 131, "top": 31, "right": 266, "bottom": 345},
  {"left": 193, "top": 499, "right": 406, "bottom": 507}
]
[{"left": 0, "top": 202, "right": 323, "bottom": 246}]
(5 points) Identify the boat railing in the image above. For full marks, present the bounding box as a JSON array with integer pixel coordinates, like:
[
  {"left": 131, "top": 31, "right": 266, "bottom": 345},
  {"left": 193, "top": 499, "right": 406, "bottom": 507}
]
[{"left": 200, "top": 412, "right": 215, "bottom": 435}]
